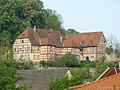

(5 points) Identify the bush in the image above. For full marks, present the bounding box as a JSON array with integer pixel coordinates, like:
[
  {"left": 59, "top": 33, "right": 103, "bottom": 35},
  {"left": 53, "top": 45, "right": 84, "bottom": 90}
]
[
  {"left": 93, "top": 62, "right": 108, "bottom": 80},
  {"left": 100, "top": 56, "right": 106, "bottom": 62},
  {"left": 80, "top": 61, "right": 96, "bottom": 68},
  {"left": 47, "top": 68, "right": 85, "bottom": 90},
  {"left": 40, "top": 53, "right": 79, "bottom": 67},
  {"left": 40, "top": 61, "right": 48, "bottom": 67},
  {"left": 107, "top": 62, "right": 115, "bottom": 67},
  {"left": 58, "top": 52, "right": 79, "bottom": 67}
]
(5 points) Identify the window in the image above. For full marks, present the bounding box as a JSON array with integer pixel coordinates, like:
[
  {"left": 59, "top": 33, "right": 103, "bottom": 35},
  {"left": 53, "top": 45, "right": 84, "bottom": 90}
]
[
  {"left": 97, "top": 47, "right": 100, "bottom": 52},
  {"left": 28, "top": 55, "right": 30, "bottom": 60},
  {"left": 20, "top": 55, "right": 23, "bottom": 59},
  {"left": 22, "top": 34, "right": 25, "bottom": 36},
  {"left": 80, "top": 48, "right": 83, "bottom": 51},
  {"left": 33, "top": 55, "right": 36, "bottom": 60},
  {"left": 22, "top": 40, "right": 24, "bottom": 43},
  {"left": 94, "top": 48, "right": 96, "bottom": 52},
  {"left": 38, "top": 47, "right": 40, "bottom": 51},
  {"left": 20, "top": 48, "right": 22, "bottom": 51},
  {"left": 25, "top": 55, "right": 27, "bottom": 60},
  {"left": 80, "top": 41, "right": 84, "bottom": 46},
  {"left": 50, "top": 48, "right": 53, "bottom": 52},
  {"left": 57, "top": 48, "right": 61, "bottom": 53},
  {"left": 91, "top": 56, "right": 94, "bottom": 58},
  {"left": 38, "top": 55, "right": 40, "bottom": 59},
  {"left": 91, "top": 48, "right": 94, "bottom": 52},
  {"left": 27, "top": 47, "right": 30, "bottom": 51},
  {"left": 14, "top": 48, "right": 16, "bottom": 52},
  {"left": 83, "top": 48, "right": 87, "bottom": 52},
  {"left": 88, "top": 40, "right": 93, "bottom": 44},
  {"left": 25, "top": 47, "right": 27, "bottom": 51}
]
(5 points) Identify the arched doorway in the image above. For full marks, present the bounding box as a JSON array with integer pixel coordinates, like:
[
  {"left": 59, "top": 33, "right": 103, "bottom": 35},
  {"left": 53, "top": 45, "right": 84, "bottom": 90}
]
[{"left": 86, "top": 56, "right": 89, "bottom": 61}]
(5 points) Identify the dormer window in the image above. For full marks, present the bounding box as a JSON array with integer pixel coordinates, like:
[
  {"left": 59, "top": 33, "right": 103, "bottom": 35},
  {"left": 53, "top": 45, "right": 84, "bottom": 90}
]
[
  {"left": 88, "top": 40, "right": 93, "bottom": 44},
  {"left": 22, "top": 34, "right": 25, "bottom": 36},
  {"left": 80, "top": 41, "right": 84, "bottom": 46}
]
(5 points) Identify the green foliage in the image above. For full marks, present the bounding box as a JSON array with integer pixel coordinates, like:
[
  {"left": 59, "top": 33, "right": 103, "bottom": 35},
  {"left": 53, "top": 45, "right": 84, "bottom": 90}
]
[
  {"left": 58, "top": 52, "right": 79, "bottom": 67},
  {"left": 47, "top": 68, "right": 86, "bottom": 90},
  {"left": 0, "top": 64, "right": 23, "bottom": 90},
  {"left": 40, "top": 53, "right": 79, "bottom": 67},
  {"left": 0, "top": 0, "right": 45, "bottom": 45},
  {"left": 1, "top": 51, "right": 34, "bottom": 70},
  {"left": 66, "top": 29, "right": 79, "bottom": 34},
  {"left": 107, "top": 62, "right": 115, "bottom": 67},
  {"left": 45, "top": 9, "right": 63, "bottom": 31},
  {"left": 100, "top": 56, "right": 106, "bottom": 62},
  {"left": 80, "top": 61, "right": 96, "bottom": 68},
  {"left": 40, "top": 60, "right": 48, "bottom": 68},
  {"left": 93, "top": 62, "right": 108, "bottom": 80},
  {"left": 0, "top": 0, "right": 67, "bottom": 46},
  {"left": 0, "top": 59, "right": 32, "bottom": 89}
]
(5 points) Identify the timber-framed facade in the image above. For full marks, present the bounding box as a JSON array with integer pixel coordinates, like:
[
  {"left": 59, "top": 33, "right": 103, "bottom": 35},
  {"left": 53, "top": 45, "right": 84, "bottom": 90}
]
[{"left": 13, "top": 27, "right": 106, "bottom": 62}]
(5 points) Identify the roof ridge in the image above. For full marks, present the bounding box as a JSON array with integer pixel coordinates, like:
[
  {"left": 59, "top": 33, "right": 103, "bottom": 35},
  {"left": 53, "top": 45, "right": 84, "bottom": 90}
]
[{"left": 68, "top": 31, "right": 102, "bottom": 35}]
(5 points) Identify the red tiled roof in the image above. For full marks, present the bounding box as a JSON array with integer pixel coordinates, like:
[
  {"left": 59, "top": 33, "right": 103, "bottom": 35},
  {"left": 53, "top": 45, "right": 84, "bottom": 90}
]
[
  {"left": 65, "top": 72, "right": 120, "bottom": 90},
  {"left": 65, "top": 32, "right": 105, "bottom": 47},
  {"left": 97, "top": 67, "right": 120, "bottom": 80},
  {"left": 17, "top": 27, "right": 65, "bottom": 47},
  {"left": 17, "top": 27, "right": 105, "bottom": 47}
]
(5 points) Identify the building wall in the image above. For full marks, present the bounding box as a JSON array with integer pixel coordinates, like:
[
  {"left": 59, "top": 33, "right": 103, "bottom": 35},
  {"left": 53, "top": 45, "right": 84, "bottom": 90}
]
[
  {"left": 13, "top": 34, "right": 106, "bottom": 62},
  {"left": 96, "top": 34, "right": 106, "bottom": 60}
]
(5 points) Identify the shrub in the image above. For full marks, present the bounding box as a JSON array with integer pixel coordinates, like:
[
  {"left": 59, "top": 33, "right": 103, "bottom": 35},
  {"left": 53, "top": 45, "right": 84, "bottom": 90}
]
[
  {"left": 80, "top": 61, "right": 96, "bottom": 68},
  {"left": 100, "top": 56, "right": 106, "bottom": 62},
  {"left": 40, "top": 61, "right": 48, "bottom": 67},
  {"left": 58, "top": 52, "right": 79, "bottom": 67},
  {"left": 107, "top": 62, "right": 115, "bottom": 67}
]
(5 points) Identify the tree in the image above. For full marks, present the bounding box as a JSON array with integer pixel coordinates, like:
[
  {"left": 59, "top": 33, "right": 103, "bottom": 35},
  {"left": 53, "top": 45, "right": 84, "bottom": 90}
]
[
  {"left": 0, "top": 0, "right": 45, "bottom": 45},
  {"left": 47, "top": 68, "right": 85, "bottom": 90},
  {"left": 106, "top": 35, "right": 120, "bottom": 54},
  {"left": 93, "top": 62, "right": 107, "bottom": 80},
  {"left": 0, "top": 61, "right": 31, "bottom": 89},
  {"left": 58, "top": 52, "right": 79, "bottom": 67},
  {"left": 44, "top": 9, "right": 64, "bottom": 33},
  {"left": 66, "top": 29, "right": 79, "bottom": 34}
]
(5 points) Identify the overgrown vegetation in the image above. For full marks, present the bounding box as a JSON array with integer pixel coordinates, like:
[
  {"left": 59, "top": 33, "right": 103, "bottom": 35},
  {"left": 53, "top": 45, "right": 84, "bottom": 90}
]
[
  {"left": 0, "top": 0, "right": 78, "bottom": 47},
  {"left": 0, "top": 56, "right": 31, "bottom": 89},
  {"left": 1, "top": 51, "right": 34, "bottom": 70},
  {"left": 40, "top": 52, "right": 79, "bottom": 67},
  {"left": 47, "top": 68, "right": 90, "bottom": 90}
]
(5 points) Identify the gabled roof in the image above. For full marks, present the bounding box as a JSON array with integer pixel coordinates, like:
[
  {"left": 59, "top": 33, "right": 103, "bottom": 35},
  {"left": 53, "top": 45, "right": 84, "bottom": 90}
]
[
  {"left": 17, "top": 69, "right": 68, "bottom": 90},
  {"left": 17, "top": 27, "right": 65, "bottom": 47},
  {"left": 17, "top": 27, "right": 104, "bottom": 48},
  {"left": 65, "top": 32, "right": 105, "bottom": 47},
  {"left": 97, "top": 67, "right": 120, "bottom": 80},
  {"left": 65, "top": 71, "right": 120, "bottom": 90}
]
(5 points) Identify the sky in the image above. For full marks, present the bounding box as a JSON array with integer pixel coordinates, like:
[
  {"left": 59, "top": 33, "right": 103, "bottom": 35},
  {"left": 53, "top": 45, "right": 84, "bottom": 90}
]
[{"left": 42, "top": 0, "right": 120, "bottom": 40}]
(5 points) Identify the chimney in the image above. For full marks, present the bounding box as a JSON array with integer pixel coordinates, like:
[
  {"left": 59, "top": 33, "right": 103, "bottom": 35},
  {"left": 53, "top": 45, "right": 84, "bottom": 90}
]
[
  {"left": 60, "top": 36, "right": 63, "bottom": 44},
  {"left": 34, "top": 26, "right": 36, "bottom": 32},
  {"left": 66, "top": 32, "right": 69, "bottom": 39}
]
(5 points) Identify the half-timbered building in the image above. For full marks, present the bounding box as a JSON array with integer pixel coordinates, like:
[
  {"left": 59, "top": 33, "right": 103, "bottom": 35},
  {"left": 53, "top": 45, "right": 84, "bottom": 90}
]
[{"left": 13, "top": 27, "right": 106, "bottom": 62}]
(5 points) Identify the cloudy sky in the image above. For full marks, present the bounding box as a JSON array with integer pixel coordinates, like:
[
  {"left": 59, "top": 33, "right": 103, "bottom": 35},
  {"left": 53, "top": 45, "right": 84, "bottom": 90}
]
[{"left": 42, "top": 0, "right": 120, "bottom": 40}]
